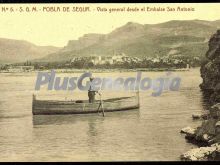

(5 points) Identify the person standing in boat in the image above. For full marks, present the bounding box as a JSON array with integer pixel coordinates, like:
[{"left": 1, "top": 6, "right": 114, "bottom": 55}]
[{"left": 88, "top": 76, "right": 100, "bottom": 103}]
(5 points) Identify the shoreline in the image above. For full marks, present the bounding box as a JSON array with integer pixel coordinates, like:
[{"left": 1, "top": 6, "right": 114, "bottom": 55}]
[
  {"left": 180, "top": 30, "right": 220, "bottom": 161},
  {"left": 0, "top": 67, "right": 192, "bottom": 74},
  {"left": 180, "top": 106, "right": 220, "bottom": 161}
]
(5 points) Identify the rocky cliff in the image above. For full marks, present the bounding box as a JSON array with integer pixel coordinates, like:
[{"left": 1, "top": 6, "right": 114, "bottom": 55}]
[
  {"left": 180, "top": 104, "right": 220, "bottom": 161},
  {"left": 200, "top": 30, "right": 220, "bottom": 104},
  {"left": 180, "top": 30, "right": 220, "bottom": 161}
]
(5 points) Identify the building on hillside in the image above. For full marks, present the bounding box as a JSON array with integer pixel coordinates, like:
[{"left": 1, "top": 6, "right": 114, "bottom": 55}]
[
  {"left": 90, "top": 56, "right": 101, "bottom": 65},
  {"left": 131, "top": 57, "right": 142, "bottom": 63},
  {"left": 7, "top": 65, "right": 34, "bottom": 72},
  {"left": 152, "top": 58, "right": 160, "bottom": 63},
  {"left": 112, "top": 53, "right": 127, "bottom": 63},
  {"left": 100, "top": 56, "right": 113, "bottom": 64},
  {"left": 70, "top": 53, "right": 138, "bottom": 65}
]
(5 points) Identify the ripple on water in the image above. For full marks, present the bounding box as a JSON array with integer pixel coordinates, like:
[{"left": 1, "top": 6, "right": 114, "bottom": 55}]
[{"left": 0, "top": 69, "right": 207, "bottom": 161}]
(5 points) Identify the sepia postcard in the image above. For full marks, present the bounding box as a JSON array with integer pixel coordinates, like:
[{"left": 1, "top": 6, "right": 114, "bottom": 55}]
[{"left": 0, "top": 2, "right": 220, "bottom": 162}]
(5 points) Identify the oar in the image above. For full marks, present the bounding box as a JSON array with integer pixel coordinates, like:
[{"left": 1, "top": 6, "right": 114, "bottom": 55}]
[
  {"left": 97, "top": 101, "right": 101, "bottom": 114},
  {"left": 97, "top": 92, "right": 105, "bottom": 117},
  {"left": 100, "top": 95, "right": 105, "bottom": 117}
]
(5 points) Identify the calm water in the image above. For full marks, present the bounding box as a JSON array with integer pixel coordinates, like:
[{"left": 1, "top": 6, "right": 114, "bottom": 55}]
[{"left": 0, "top": 68, "right": 208, "bottom": 161}]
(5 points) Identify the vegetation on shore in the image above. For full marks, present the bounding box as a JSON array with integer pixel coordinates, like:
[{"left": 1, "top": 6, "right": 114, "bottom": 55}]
[{"left": 180, "top": 30, "right": 220, "bottom": 161}]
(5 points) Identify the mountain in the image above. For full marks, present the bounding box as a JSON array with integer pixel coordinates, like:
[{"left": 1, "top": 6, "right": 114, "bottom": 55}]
[
  {"left": 2, "top": 19, "right": 220, "bottom": 64},
  {"left": 63, "top": 33, "right": 105, "bottom": 52},
  {"left": 37, "top": 19, "right": 220, "bottom": 63},
  {"left": 0, "top": 38, "right": 61, "bottom": 64}
]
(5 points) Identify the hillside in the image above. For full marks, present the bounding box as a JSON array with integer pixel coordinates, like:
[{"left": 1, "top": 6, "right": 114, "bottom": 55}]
[
  {"left": 37, "top": 19, "right": 220, "bottom": 63},
  {"left": 1, "top": 19, "right": 220, "bottom": 64},
  {"left": 0, "top": 38, "right": 61, "bottom": 64}
]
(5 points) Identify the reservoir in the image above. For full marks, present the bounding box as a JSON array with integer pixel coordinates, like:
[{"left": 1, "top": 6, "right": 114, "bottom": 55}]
[{"left": 0, "top": 68, "right": 206, "bottom": 161}]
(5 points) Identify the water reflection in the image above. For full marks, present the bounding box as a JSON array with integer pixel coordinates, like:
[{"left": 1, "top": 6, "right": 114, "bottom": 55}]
[
  {"left": 0, "top": 69, "right": 207, "bottom": 161},
  {"left": 32, "top": 109, "right": 140, "bottom": 126},
  {"left": 200, "top": 89, "right": 213, "bottom": 110},
  {"left": 31, "top": 110, "right": 141, "bottom": 161},
  {"left": 86, "top": 117, "right": 103, "bottom": 156}
]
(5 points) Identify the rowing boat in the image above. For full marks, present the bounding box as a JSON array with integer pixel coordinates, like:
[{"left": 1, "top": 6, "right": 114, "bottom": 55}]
[{"left": 32, "top": 92, "right": 140, "bottom": 115}]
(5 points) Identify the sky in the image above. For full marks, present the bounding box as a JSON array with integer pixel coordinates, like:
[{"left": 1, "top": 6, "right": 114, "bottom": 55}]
[{"left": 0, "top": 3, "right": 220, "bottom": 47}]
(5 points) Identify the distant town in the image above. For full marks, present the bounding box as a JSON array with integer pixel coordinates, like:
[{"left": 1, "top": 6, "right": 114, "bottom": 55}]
[{"left": 0, "top": 52, "right": 201, "bottom": 72}]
